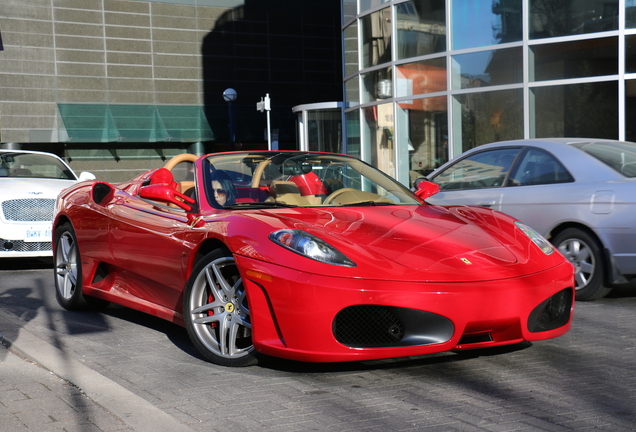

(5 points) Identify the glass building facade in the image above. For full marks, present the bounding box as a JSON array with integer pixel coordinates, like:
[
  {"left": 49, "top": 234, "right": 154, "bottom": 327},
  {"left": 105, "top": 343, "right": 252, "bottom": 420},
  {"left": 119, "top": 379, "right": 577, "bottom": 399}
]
[{"left": 342, "top": 0, "right": 636, "bottom": 186}]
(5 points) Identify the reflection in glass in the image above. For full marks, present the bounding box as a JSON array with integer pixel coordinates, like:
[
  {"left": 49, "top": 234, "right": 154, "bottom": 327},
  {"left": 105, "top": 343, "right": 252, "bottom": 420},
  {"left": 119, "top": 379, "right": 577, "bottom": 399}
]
[
  {"left": 396, "top": 95, "right": 448, "bottom": 181},
  {"left": 346, "top": 110, "right": 361, "bottom": 158},
  {"left": 307, "top": 109, "right": 343, "bottom": 153},
  {"left": 455, "top": 89, "right": 523, "bottom": 152},
  {"left": 624, "top": 81, "right": 636, "bottom": 142},
  {"left": 361, "top": 67, "right": 393, "bottom": 103},
  {"left": 628, "top": 0, "right": 636, "bottom": 28},
  {"left": 361, "top": 8, "right": 392, "bottom": 69},
  {"left": 396, "top": 0, "right": 446, "bottom": 59},
  {"left": 452, "top": 47, "right": 522, "bottom": 89},
  {"left": 534, "top": 82, "right": 618, "bottom": 139},
  {"left": 626, "top": 36, "right": 636, "bottom": 73},
  {"left": 360, "top": 0, "right": 391, "bottom": 14},
  {"left": 345, "top": 77, "right": 360, "bottom": 106},
  {"left": 343, "top": 0, "right": 357, "bottom": 25},
  {"left": 532, "top": 37, "right": 617, "bottom": 81},
  {"left": 344, "top": 23, "right": 359, "bottom": 77},
  {"left": 362, "top": 103, "right": 395, "bottom": 177},
  {"left": 452, "top": 0, "right": 521, "bottom": 50},
  {"left": 396, "top": 58, "right": 446, "bottom": 99},
  {"left": 530, "top": 0, "right": 618, "bottom": 39}
]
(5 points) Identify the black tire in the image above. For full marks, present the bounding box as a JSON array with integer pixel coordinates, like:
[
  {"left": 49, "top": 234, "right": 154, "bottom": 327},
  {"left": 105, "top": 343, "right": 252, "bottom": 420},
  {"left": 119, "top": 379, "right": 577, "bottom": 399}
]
[
  {"left": 183, "top": 249, "right": 257, "bottom": 367},
  {"left": 553, "top": 228, "right": 612, "bottom": 301},
  {"left": 53, "top": 222, "right": 109, "bottom": 310}
]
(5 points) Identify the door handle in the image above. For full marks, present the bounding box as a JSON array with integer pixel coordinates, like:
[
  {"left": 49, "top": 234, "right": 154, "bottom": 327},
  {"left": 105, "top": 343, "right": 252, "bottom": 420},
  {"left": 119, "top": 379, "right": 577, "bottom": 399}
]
[{"left": 477, "top": 200, "right": 496, "bottom": 208}]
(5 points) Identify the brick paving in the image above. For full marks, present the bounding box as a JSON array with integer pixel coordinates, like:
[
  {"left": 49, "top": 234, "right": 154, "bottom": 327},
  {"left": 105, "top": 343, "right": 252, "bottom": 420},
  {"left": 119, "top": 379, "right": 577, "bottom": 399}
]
[{"left": 1, "top": 259, "right": 636, "bottom": 431}]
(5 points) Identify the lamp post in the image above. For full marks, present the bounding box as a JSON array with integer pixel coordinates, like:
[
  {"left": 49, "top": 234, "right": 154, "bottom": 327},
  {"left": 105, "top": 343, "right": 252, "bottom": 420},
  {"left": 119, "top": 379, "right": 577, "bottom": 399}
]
[{"left": 223, "top": 88, "right": 238, "bottom": 149}]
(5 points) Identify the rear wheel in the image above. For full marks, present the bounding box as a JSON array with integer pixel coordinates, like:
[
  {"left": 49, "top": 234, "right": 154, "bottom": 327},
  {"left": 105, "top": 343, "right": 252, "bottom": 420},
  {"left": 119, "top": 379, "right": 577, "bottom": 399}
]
[
  {"left": 553, "top": 228, "right": 611, "bottom": 301},
  {"left": 54, "top": 223, "right": 108, "bottom": 310},
  {"left": 183, "top": 249, "right": 257, "bottom": 367}
]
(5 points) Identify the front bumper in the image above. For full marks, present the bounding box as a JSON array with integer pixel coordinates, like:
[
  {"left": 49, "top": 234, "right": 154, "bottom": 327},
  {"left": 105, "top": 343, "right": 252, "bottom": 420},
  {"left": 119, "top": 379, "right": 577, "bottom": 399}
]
[
  {"left": 236, "top": 255, "right": 574, "bottom": 363},
  {"left": 0, "top": 222, "right": 53, "bottom": 257}
]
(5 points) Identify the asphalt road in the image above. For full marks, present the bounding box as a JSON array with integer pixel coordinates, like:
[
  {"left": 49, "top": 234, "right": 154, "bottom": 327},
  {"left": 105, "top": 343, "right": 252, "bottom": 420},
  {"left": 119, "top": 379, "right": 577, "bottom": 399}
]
[{"left": 1, "top": 258, "right": 635, "bottom": 431}]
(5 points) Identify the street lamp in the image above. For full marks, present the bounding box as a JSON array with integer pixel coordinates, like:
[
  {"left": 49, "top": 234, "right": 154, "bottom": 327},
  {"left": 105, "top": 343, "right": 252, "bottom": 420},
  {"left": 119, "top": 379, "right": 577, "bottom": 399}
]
[{"left": 223, "top": 88, "right": 238, "bottom": 149}]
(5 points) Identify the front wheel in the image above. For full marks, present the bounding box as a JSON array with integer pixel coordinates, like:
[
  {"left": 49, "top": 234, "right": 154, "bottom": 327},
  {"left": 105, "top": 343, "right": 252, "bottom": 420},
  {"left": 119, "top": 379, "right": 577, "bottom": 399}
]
[
  {"left": 54, "top": 222, "right": 108, "bottom": 310},
  {"left": 183, "top": 249, "right": 257, "bottom": 367},
  {"left": 553, "top": 228, "right": 611, "bottom": 301}
]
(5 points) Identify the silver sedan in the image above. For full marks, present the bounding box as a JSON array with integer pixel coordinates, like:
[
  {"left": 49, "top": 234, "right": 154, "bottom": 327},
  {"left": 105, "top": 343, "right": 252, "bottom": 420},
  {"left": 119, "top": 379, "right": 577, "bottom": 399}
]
[{"left": 425, "top": 138, "right": 636, "bottom": 300}]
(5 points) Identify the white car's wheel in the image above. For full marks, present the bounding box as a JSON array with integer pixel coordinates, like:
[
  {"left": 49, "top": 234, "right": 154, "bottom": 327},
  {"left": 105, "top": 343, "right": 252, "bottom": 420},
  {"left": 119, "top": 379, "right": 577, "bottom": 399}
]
[{"left": 184, "top": 249, "right": 257, "bottom": 367}]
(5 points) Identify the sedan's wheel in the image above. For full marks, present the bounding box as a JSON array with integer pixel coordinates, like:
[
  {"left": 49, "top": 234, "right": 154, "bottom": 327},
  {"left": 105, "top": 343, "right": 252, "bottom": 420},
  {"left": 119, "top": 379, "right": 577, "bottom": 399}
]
[
  {"left": 553, "top": 228, "right": 611, "bottom": 301},
  {"left": 184, "top": 249, "right": 257, "bottom": 367},
  {"left": 54, "top": 223, "right": 87, "bottom": 310}
]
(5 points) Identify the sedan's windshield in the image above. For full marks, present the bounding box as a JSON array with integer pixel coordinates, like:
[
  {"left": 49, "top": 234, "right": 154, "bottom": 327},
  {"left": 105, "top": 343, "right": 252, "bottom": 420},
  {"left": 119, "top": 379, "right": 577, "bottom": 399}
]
[
  {"left": 202, "top": 152, "right": 420, "bottom": 208},
  {"left": 571, "top": 141, "right": 636, "bottom": 178},
  {"left": 0, "top": 152, "right": 76, "bottom": 180}
]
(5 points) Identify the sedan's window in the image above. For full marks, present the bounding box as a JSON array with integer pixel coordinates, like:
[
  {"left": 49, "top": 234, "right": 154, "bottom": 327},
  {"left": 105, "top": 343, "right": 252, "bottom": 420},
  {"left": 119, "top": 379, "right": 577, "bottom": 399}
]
[
  {"left": 509, "top": 148, "right": 574, "bottom": 186},
  {"left": 431, "top": 148, "right": 520, "bottom": 190},
  {"left": 0, "top": 152, "right": 75, "bottom": 180},
  {"left": 571, "top": 141, "right": 636, "bottom": 177}
]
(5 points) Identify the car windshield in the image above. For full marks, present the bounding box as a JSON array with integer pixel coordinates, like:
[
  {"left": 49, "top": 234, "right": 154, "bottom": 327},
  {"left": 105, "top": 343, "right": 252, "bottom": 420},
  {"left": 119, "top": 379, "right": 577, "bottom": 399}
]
[
  {"left": 571, "top": 141, "right": 636, "bottom": 178},
  {"left": 202, "top": 152, "right": 420, "bottom": 208},
  {"left": 0, "top": 152, "right": 76, "bottom": 180}
]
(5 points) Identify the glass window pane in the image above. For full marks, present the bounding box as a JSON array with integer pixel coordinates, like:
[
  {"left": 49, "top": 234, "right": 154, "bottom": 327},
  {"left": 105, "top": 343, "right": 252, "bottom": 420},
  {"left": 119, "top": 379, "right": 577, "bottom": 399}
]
[
  {"left": 452, "top": 0, "right": 522, "bottom": 50},
  {"left": 624, "top": 80, "right": 636, "bottom": 141},
  {"left": 362, "top": 103, "right": 395, "bottom": 177},
  {"left": 361, "top": 8, "right": 392, "bottom": 68},
  {"left": 307, "top": 109, "right": 342, "bottom": 153},
  {"left": 396, "top": 95, "right": 447, "bottom": 180},
  {"left": 532, "top": 37, "right": 617, "bottom": 81},
  {"left": 510, "top": 148, "right": 574, "bottom": 186},
  {"left": 533, "top": 82, "right": 618, "bottom": 139},
  {"left": 452, "top": 47, "right": 522, "bottom": 89},
  {"left": 455, "top": 89, "right": 524, "bottom": 152},
  {"left": 361, "top": 67, "right": 392, "bottom": 103},
  {"left": 396, "top": 57, "right": 446, "bottom": 98},
  {"left": 343, "top": 0, "right": 357, "bottom": 24},
  {"left": 360, "top": 0, "right": 391, "bottom": 14},
  {"left": 530, "top": 0, "right": 618, "bottom": 39},
  {"left": 432, "top": 148, "right": 522, "bottom": 190},
  {"left": 396, "top": 0, "right": 446, "bottom": 59},
  {"left": 346, "top": 110, "right": 361, "bottom": 158},
  {"left": 345, "top": 76, "right": 360, "bottom": 106},
  {"left": 570, "top": 140, "right": 636, "bottom": 177},
  {"left": 344, "top": 22, "right": 359, "bottom": 77},
  {"left": 628, "top": 0, "right": 636, "bottom": 28},
  {"left": 626, "top": 36, "right": 636, "bottom": 74}
]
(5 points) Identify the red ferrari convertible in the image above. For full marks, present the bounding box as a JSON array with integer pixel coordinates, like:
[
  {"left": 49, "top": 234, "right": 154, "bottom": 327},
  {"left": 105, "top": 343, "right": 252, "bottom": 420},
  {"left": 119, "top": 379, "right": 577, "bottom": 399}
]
[{"left": 53, "top": 151, "right": 574, "bottom": 367}]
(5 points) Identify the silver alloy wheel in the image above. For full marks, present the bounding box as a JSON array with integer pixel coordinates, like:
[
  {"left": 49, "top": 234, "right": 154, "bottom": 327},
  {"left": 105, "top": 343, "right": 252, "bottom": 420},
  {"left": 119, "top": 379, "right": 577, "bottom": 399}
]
[
  {"left": 55, "top": 230, "right": 79, "bottom": 300},
  {"left": 187, "top": 255, "right": 253, "bottom": 361},
  {"left": 557, "top": 238, "right": 595, "bottom": 291}
]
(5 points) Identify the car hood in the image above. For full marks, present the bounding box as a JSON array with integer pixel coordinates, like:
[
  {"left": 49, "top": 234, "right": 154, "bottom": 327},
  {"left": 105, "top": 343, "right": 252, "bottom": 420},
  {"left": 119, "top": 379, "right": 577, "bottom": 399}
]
[
  {"left": 0, "top": 178, "right": 77, "bottom": 200},
  {"left": 228, "top": 204, "right": 563, "bottom": 282}
]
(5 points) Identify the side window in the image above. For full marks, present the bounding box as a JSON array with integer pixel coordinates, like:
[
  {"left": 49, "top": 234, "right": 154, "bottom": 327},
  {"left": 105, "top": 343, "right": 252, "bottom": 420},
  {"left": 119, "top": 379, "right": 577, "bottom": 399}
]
[
  {"left": 510, "top": 148, "right": 574, "bottom": 186},
  {"left": 431, "top": 148, "right": 521, "bottom": 190}
]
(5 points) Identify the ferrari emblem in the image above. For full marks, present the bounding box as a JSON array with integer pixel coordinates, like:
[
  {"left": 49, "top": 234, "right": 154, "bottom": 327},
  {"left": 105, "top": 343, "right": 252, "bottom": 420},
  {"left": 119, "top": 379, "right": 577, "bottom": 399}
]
[
  {"left": 460, "top": 258, "right": 472, "bottom": 265},
  {"left": 225, "top": 302, "right": 235, "bottom": 313}
]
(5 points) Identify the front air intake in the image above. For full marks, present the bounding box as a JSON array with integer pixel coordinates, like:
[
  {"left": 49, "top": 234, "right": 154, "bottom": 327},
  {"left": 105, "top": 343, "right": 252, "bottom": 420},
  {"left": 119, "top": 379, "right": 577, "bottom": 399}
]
[{"left": 528, "top": 288, "right": 573, "bottom": 333}]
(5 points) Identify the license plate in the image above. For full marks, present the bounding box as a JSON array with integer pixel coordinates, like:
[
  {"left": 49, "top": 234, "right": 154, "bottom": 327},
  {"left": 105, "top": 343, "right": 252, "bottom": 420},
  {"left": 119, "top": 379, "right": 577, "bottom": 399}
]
[{"left": 25, "top": 227, "right": 52, "bottom": 242}]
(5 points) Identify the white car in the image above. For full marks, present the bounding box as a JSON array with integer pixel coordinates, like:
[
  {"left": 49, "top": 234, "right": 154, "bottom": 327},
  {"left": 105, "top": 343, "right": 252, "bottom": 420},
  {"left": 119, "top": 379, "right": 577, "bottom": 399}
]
[{"left": 0, "top": 149, "right": 95, "bottom": 258}]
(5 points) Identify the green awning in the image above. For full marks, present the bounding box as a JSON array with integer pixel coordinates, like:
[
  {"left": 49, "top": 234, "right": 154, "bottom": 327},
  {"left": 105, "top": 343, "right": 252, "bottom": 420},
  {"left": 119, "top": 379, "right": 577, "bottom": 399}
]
[{"left": 57, "top": 104, "right": 215, "bottom": 143}]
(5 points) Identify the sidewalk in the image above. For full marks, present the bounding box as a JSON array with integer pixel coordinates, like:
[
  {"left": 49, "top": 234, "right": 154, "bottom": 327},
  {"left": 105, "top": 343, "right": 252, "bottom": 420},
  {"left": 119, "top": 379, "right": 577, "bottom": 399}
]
[{"left": 0, "top": 312, "right": 194, "bottom": 432}]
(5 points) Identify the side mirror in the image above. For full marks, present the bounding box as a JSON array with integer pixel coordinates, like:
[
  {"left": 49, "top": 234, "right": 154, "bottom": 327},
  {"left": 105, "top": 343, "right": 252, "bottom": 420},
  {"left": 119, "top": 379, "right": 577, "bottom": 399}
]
[
  {"left": 139, "top": 184, "right": 195, "bottom": 211},
  {"left": 92, "top": 182, "right": 115, "bottom": 206},
  {"left": 414, "top": 179, "right": 440, "bottom": 200},
  {"left": 79, "top": 171, "right": 96, "bottom": 181}
]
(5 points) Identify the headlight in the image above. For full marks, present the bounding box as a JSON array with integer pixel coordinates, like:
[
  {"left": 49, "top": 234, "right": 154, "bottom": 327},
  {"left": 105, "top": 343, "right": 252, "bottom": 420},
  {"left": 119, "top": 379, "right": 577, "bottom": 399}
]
[
  {"left": 515, "top": 222, "right": 554, "bottom": 255},
  {"left": 269, "top": 229, "right": 356, "bottom": 267}
]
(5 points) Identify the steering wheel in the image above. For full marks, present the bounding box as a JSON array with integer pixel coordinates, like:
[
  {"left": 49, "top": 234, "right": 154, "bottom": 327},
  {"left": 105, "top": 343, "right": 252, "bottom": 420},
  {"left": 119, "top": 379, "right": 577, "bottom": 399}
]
[
  {"left": 164, "top": 153, "right": 198, "bottom": 172},
  {"left": 323, "top": 188, "right": 358, "bottom": 205}
]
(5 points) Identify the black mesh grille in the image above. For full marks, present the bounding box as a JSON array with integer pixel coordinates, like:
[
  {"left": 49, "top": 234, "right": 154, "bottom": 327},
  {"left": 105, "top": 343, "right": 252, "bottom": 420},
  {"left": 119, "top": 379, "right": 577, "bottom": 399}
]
[
  {"left": 528, "top": 288, "right": 573, "bottom": 333},
  {"left": 333, "top": 305, "right": 405, "bottom": 347}
]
